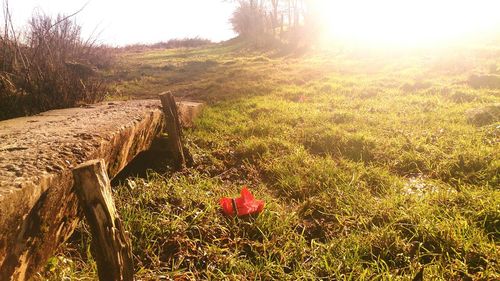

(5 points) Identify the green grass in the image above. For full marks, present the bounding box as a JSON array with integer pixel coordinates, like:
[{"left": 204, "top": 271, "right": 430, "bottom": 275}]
[{"left": 37, "top": 40, "right": 499, "bottom": 280}]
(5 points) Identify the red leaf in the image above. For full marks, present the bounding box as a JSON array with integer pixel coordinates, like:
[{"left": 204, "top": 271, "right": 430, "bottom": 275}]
[
  {"left": 219, "top": 187, "right": 265, "bottom": 217},
  {"left": 219, "top": 198, "right": 234, "bottom": 216}
]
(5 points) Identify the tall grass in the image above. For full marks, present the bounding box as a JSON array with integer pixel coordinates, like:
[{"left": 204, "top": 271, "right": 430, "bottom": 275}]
[{"left": 0, "top": 3, "right": 112, "bottom": 120}]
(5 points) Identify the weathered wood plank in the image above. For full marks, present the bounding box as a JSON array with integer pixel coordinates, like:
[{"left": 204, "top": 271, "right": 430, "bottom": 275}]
[
  {"left": 73, "top": 159, "right": 134, "bottom": 281},
  {"left": 159, "top": 92, "right": 186, "bottom": 169},
  {"left": 0, "top": 98, "right": 203, "bottom": 280},
  {"left": 0, "top": 100, "right": 163, "bottom": 280}
]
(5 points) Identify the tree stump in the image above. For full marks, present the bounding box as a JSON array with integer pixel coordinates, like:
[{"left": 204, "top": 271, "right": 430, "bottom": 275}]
[
  {"left": 159, "top": 91, "right": 186, "bottom": 169},
  {"left": 72, "top": 159, "right": 134, "bottom": 281}
]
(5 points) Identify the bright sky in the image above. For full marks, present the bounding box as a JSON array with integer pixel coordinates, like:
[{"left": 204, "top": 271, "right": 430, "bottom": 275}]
[
  {"left": 321, "top": 0, "right": 500, "bottom": 47},
  {"left": 5, "top": 0, "right": 500, "bottom": 47},
  {"left": 6, "top": 0, "right": 237, "bottom": 46}
]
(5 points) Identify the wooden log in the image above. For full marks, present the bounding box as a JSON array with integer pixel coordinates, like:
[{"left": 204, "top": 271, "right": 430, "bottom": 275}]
[
  {"left": 159, "top": 91, "right": 186, "bottom": 169},
  {"left": 72, "top": 159, "right": 134, "bottom": 281}
]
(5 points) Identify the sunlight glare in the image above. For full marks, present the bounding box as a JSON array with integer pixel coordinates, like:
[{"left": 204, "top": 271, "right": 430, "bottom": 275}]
[{"left": 318, "top": 0, "right": 500, "bottom": 47}]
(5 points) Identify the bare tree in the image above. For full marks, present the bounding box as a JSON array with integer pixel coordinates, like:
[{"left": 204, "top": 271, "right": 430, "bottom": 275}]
[
  {"left": 270, "top": 0, "right": 279, "bottom": 36},
  {"left": 227, "top": 0, "right": 319, "bottom": 44},
  {"left": 229, "top": 0, "right": 267, "bottom": 38}
]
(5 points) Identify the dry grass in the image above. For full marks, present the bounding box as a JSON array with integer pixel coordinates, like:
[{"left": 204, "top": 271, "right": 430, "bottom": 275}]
[{"left": 0, "top": 4, "right": 112, "bottom": 120}]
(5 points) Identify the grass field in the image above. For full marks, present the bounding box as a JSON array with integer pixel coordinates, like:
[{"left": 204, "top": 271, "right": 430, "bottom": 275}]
[{"left": 37, "top": 40, "right": 499, "bottom": 280}]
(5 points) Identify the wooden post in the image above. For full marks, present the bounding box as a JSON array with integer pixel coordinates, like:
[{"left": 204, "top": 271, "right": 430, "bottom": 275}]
[
  {"left": 72, "top": 159, "right": 134, "bottom": 281},
  {"left": 159, "top": 91, "right": 186, "bottom": 169}
]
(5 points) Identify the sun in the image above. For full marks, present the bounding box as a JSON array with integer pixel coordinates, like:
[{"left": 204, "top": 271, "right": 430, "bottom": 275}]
[{"left": 316, "top": 0, "right": 500, "bottom": 47}]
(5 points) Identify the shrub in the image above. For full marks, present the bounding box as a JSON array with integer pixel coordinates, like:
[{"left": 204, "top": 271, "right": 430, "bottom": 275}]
[
  {"left": 120, "top": 37, "right": 213, "bottom": 52},
  {"left": 0, "top": 10, "right": 112, "bottom": 120}
]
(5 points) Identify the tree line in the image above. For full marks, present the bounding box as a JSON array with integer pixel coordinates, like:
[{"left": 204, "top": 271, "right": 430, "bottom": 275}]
[{"left": 229, "top": 0, "right": 323, "bottom": 44}]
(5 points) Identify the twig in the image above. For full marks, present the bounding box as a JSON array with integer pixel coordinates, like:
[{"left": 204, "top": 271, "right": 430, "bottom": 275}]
[{"left": 28, "top": 1, "right": 90, "bottom": 66}]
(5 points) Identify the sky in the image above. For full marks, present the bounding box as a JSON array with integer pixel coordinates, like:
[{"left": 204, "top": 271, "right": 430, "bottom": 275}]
[
  {"left": 320, "top": 0, "right": 500, "bottom": 47},
  {"left": 5, "top": 0, "right": 500, "bottom": 48},
  {"left": 6, "top": 0, "right": 237, "bottom": 46}
]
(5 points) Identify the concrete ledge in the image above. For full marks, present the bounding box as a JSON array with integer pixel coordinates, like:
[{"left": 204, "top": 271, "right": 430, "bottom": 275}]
[
  {"left": 177, "top": 101, "right": 205, "bottom": 128},
  {"left": 0, "top": 99, "right": 203, "bottom": 280}
]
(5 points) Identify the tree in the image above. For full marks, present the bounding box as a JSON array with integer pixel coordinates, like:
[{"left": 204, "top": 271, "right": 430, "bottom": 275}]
[
  {"left": 228, "top": 0, "right": 320, "bottom": 45},
  {"left": 270, "top": 0, "right": 279, "bottom": 36},
  {"left": 230, "top": 0, "right": 267, "bottom": 38}
]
